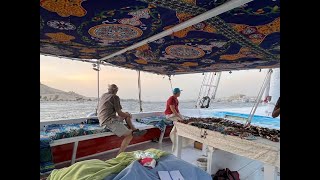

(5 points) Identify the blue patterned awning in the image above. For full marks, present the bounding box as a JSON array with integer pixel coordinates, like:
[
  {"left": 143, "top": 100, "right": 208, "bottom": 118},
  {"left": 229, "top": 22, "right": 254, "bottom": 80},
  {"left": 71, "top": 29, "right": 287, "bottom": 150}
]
[{"left": 40, "top": 0, "right": 280, "bottom": 75}]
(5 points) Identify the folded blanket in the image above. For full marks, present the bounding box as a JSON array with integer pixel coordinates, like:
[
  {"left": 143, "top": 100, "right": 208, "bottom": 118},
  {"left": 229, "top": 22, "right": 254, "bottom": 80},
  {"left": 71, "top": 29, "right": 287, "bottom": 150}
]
[
  {"left": 105, "top": 154, "right": 212, "bottom": 180},
  {"left": 40, "top": 137, "right": 55, "bottom": 173},
  {"left": 136, "top": 116, "right": 173, "bottom": 132},
  {"left": 85, "top": 119, "right": 99, "bottom": 124},
  {"left": 154, "top": 120, "right": 173, "bottom": 132},
  {"left": 42, "top": 123, "right": 110, "bottom": 141},
  {"left": 47, "top": 148, "right": 169, "bottom": 180}
]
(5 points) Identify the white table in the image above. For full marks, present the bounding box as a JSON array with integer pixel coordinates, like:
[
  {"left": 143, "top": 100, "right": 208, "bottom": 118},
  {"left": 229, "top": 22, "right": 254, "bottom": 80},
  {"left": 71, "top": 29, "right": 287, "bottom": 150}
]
[{"left": 173, "top": 122, "right": 279, "bottom": 180}]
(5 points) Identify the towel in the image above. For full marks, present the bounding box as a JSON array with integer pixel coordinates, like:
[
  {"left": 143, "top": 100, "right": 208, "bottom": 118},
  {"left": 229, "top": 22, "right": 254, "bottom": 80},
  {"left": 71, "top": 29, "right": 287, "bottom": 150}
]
[{"left": 47, "top": 148, "right": 169, "bottom": 180}]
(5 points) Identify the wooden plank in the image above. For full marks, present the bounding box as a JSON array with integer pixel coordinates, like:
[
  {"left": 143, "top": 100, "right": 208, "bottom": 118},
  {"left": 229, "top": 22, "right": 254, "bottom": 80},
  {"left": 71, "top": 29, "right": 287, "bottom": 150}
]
[
  {"left": 264, "top": 164, "right": 278, "bottom": 180},
  {"left": 40, "top": 111, "right": 164, "bottom": 130},
  {"left": 173, "top": 135, "right": 182, "bottom": 158},
  {"left": 50, "top": 132, "right": 114, "bottom": 146},
  {"left": 71, "top": 141, "right": 79, "bottom": 165},
  {"left": 175, "top": 122, "right": 280, "bottom": 167},
  {"left": 207, "top": 146, "right": 216, "bottom": 175},
  {"left": 158, "top": 125, "right": 166, "bottom": 144}
]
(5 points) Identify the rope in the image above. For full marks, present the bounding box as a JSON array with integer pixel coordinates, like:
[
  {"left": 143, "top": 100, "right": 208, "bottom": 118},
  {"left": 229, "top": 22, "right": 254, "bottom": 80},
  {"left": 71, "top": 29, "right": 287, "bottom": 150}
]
[
  {"left": 195, "top": 73, "right": 207, "bottom": 108},
  {"left": 168, "top": 75, "right": 173, "bottom": 91},
  {"left": 196, "top": 72, "right": 218, "bottom": 108},
  {"left": 137, "top": 71, "right": 143, "bottom": 112},
  {"left": 206, "top": 73, "right": 215, "bottom": 97}
]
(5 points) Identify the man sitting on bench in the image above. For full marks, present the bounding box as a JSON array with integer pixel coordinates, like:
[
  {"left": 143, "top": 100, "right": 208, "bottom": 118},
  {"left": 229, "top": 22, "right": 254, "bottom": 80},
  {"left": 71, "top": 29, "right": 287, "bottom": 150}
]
[{"left": 97, "top": 84, "right": 147, "bottom": 154}]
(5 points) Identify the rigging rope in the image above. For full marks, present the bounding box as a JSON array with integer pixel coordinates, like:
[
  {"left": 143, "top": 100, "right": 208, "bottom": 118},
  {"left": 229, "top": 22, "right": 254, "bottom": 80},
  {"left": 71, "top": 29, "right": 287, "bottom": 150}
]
[
  {"left": 196, "top": 73, "right": 207, "bottom": 108},
  {"left": 206, "top": 73, "right": 215, "bottom": 97},
  {"left": 196, "top": 72, "right": 217, "bottom": 108},
  {"left": 137, "top": 70, "right": 143, "bottom": 112},
  {"left": 168, "top": 75, "right": 173, "bottom": 91}
]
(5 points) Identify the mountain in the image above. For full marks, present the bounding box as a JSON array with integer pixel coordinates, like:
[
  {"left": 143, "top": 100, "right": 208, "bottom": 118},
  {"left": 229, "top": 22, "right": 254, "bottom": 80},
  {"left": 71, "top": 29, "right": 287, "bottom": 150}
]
[{"left": 40, "top": 82, "right": 92, "bottom": 101}]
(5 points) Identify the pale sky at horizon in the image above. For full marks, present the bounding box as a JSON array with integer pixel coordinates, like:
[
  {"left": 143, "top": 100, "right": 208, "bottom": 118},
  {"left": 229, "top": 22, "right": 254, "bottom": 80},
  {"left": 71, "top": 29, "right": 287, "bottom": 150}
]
[{"left": 40, "top": 55, "right": 269, "bottom": 101}]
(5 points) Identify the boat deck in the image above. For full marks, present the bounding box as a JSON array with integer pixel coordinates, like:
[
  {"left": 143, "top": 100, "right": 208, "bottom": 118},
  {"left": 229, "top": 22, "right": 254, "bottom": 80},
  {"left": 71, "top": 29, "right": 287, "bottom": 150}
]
[
  {"left": 41, "top": 138, "right": 280, "bottom": 180},
  {"left": 40, "top": 138, "right": 202, "bottom": 179}
]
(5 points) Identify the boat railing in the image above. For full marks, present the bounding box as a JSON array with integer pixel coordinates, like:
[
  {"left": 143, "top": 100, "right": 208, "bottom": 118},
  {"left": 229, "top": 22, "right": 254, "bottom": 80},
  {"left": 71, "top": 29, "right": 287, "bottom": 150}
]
[{"left": 40, "top": 111, "right": 164, "bottom": 131}]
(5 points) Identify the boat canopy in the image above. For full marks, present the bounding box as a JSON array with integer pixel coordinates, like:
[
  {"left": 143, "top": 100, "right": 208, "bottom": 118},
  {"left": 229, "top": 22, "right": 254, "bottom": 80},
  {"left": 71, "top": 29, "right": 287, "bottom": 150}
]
[{"left": 40, "top": 0, "right": 280, "bottom": 75}]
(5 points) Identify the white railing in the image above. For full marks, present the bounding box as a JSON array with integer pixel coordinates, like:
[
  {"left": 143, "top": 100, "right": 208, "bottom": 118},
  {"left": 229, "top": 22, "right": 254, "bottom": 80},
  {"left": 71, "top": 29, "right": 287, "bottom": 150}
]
[{"left": 40, "top": 111, "right": 164, "bottom": 130}]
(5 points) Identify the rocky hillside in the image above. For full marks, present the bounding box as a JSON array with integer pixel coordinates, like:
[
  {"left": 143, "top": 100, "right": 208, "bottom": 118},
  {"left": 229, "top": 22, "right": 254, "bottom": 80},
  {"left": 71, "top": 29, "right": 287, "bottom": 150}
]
[{"left": 40, "top": 82, "right": 92, "bottom": 101}]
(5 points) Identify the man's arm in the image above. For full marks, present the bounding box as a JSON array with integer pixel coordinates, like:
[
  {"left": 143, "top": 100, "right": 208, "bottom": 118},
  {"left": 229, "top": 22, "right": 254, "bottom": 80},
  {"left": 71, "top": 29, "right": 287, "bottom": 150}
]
[
  {"left": 272, "top": 108, "right": 280, "bottom": 118},
  {"left": 113, "top": 96, "right": 131, "bottom": 119},
  {"left": 169, "top": 105, "right": 183, "bottom": 120},
  {"left": 272, "top": 98, "right": 280, "bottom": 118}
]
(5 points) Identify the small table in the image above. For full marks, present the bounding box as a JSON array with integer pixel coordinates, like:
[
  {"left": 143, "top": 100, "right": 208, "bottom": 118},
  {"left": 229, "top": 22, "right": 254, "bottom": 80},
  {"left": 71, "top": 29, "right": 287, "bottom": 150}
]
[{"left": 173, "top": 122, "right": 279, "bottom": 180}]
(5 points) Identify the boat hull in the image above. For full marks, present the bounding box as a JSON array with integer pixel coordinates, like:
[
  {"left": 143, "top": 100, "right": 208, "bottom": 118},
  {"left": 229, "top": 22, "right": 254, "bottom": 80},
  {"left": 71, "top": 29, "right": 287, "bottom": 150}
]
[{"left": 51, "top": 126, "right": 173, "bottom": 163}]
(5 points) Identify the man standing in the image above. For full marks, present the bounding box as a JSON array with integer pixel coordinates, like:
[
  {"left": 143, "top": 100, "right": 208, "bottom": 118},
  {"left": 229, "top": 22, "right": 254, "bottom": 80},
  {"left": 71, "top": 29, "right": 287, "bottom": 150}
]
[{"left": 98, "top": 84, "right": 146, "bottom": 154}]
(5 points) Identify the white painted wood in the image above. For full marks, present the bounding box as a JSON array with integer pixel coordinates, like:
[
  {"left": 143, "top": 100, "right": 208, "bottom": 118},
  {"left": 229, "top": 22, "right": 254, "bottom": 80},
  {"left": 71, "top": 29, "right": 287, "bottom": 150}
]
[
  {"left": 99, "top": 0, "right": 253, "bottom": 61},
  {"left": 158, "top": 125, "right": 166, "bottom": 144},
  {"left": 54, "top": 140, "right": 152, "bottom": 167},
  {"left": 40, "top": 111, "right": 164, "bottom": 130},
  {"left": 174, "top": 121, "right": 279, "bottom": 179},
  {"left": 49, "top": 121, "right": 155, "bottom": 146},
  {"left": 202, "top": 144, "right": 208, "bottom": 156},
  {"left": 175, "top": 122, "right": 280, "bottom": 167},
  {"left": 205, "top": 148, "right": 266, "bottom": 179},
  {"left": 71, "top": 141, "right": 79, "bottom": 165},
  {"left": 206, "top": 146, "right": 216, "bottom": 175},
  {"left": 50, "top": 132, "right": 114, "bottom": 146},
  {"left": 173, "top": 135, "right": 182, "bottom": 158},
  {"left": 264, "top": 164, "right": 278, "bottom": 180}
]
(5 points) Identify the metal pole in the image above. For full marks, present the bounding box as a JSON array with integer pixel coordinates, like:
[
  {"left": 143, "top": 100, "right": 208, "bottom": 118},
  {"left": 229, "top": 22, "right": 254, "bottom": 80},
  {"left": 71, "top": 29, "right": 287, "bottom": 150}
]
[
  {"left": 246, "top": 69, "right": 273, "bottom": 125},
  {"left": 97, "top": 64, "right": 100, "bottom": 106},
  {"left": 138, "top": 71, "right": 143, "bottom": 112},
  {"left": 196, "top": 74, "right": 207, "bottom": 108},
  {"left": 209, "top": 72, "right": 222, "bottom": 107}
]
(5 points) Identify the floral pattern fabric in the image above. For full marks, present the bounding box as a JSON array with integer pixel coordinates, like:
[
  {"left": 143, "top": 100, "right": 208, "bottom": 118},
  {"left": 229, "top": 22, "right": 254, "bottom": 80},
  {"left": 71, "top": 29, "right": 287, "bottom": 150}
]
[
  {"left": 40, "top": 0, "right": 280, "bottom": 75},
  {"left": 136, "top": 116, "right": 173, "bottom": 132}
]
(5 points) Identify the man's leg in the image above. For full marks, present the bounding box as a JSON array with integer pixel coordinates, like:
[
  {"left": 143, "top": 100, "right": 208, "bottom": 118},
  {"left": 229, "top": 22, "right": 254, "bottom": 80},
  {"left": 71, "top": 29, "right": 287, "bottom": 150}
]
[
  {"left": 123, "top": 114, "right": 147, "bottom": 136},
  {"left": 106, "top": 118, "right": 133, "bottom": 155},
  {"left": 124, "top": 116, "right": 137, "bottom": 131},
  {"left": 118, "top": 132, "right": 133, "bottom": 155}
]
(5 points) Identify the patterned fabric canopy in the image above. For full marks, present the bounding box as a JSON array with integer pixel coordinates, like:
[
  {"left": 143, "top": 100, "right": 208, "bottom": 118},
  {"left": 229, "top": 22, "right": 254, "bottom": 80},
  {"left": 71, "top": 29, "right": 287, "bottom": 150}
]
[{"left": 40, "top": 0, "right": 280, "bottom": 75}]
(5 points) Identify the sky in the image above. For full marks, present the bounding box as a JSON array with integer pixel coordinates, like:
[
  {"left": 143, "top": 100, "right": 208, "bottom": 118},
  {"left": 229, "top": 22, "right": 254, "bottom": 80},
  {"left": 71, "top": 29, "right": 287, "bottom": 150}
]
[{"left": 40, "top": 55, "right": 269, "bottom": 101}]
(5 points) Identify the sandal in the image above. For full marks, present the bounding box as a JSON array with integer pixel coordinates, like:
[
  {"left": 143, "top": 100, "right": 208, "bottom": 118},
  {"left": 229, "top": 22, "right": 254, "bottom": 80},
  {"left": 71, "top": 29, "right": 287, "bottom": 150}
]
[{"left": 132, "top": 129, "right": 147, "bottom": 137}]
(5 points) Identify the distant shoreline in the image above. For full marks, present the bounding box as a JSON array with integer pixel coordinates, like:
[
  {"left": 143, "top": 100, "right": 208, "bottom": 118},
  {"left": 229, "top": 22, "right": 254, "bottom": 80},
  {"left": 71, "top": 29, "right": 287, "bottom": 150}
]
[{"left": 40, "top": 100, "right": 258, "bottom": 104}]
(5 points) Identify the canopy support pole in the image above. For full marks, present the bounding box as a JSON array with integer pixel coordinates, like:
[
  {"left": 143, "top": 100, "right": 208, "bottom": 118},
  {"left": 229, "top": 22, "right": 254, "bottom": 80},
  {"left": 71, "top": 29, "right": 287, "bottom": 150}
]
[
  {"left": 245, "top": 69, "right": 273, "bottom": 126},
  {"left": 97, "top": 64, "right": 100, "bottom": 107},
  {"left": 93, "top": 63, "right": 101, "bottom": 114},
  {"left": 137, "top": 71, "right": 143, "bottom": 112},
  {"left": 99, "top": 0, "right": 253, "bottom": 62}
]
